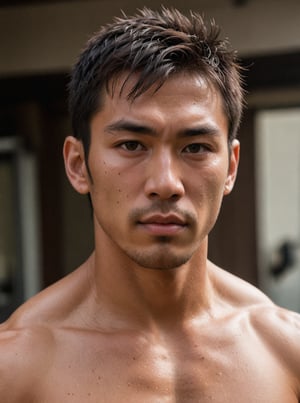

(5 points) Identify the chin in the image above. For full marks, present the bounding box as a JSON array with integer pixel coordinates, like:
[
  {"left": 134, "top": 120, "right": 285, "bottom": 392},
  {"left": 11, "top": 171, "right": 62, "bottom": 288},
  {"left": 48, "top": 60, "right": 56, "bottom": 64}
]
[{"left": 126, "top": 248, "right": 193, "bottom": 271}]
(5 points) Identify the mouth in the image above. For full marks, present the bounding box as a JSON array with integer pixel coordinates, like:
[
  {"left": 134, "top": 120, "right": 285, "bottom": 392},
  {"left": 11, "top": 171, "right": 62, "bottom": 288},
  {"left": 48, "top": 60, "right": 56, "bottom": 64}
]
[{"left": 138, "top": 214, "right": 187, "bottom": 236}]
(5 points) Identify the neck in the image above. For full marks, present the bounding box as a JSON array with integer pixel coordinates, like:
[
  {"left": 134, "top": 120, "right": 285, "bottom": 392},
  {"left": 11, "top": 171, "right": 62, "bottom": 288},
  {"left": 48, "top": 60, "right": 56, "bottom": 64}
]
[{"left": 87, "top": 236, "right": 214, "bottom": 331}]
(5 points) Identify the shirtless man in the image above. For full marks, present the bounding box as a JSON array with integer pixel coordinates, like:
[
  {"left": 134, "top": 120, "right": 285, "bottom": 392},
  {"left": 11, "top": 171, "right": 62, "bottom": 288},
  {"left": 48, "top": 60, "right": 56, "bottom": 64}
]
[{"left": 1, "top": 7, "right": 299, "bottom": 402}]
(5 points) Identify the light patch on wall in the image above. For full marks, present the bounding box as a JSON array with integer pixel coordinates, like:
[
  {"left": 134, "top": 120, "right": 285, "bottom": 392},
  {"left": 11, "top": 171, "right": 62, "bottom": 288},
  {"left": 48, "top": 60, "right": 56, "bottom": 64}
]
[{"left": 255, "top": 108, "right": 300, "bottom": 312}]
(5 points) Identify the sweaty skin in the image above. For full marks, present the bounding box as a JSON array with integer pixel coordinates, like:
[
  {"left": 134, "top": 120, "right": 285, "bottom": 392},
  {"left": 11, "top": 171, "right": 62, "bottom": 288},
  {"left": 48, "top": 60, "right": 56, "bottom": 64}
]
[{"left": 0, "top": 74, "right": 299, "bottom": 402}]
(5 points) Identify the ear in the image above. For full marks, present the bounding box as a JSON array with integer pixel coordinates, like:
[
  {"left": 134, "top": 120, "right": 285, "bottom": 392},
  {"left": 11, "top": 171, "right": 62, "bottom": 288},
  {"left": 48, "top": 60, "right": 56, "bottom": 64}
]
[
  {"left": 63, "top": 136, "right": 90, "bottom": 194},
  {"left": 224, "top": 139, "right": 240, "bottom": 196}
]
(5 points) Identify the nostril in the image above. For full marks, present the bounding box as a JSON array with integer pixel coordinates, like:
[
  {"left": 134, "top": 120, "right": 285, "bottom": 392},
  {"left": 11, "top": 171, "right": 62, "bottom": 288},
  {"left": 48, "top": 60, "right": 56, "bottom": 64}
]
[
  {"left": 148, "top": 191, "right": 180, "bottom": 201},
  {"left": 171, "top": 194, "right": 180, "bottom": 201}
]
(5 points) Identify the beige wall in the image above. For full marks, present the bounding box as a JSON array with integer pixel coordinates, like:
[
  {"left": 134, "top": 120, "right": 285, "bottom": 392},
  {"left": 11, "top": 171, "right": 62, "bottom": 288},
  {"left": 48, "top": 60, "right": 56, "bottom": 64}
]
[
  {"left": 255, "top": 108, "right": 300, "bottom": 312},
  {"left": 1, "top": 0, "right": 300, "bottom": 77}
]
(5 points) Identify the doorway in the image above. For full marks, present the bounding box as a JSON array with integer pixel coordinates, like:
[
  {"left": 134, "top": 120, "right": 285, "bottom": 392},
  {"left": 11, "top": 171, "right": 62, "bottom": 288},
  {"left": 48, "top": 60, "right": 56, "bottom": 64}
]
[
  {"left": 255, "top": 108, "right": 300, "bottom": 312},
  {"left": 0, "top": 136, "right": 41, "bottom": 321}
]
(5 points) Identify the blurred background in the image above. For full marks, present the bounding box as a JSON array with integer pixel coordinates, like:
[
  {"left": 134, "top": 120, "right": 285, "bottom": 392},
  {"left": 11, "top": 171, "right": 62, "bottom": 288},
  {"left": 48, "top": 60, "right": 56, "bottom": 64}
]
[{"left": 0, "top": 0, "right": 300, "bottom": 321}]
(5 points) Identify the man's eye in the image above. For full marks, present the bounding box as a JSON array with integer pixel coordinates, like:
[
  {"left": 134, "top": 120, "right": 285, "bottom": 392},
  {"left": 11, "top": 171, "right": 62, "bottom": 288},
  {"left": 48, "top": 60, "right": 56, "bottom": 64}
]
[
  {"left": 120, "top": 141, "right": 144, "bottom": 151},
  {"left": 183, "top": 143, "right": 207, "bottom": 153}
]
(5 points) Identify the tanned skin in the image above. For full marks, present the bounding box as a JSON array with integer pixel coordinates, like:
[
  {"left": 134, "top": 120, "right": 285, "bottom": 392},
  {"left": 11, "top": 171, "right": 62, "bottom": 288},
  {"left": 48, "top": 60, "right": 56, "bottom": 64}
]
[{"left": 0, "top": 73, "right": 299, "bottom": 402}]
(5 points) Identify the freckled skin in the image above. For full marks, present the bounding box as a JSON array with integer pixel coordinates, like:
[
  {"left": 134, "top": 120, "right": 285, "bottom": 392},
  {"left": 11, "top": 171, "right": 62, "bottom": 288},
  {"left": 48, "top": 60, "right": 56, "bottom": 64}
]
[{"left": 0, "top": 74, "right": 299, "bottom": 403}]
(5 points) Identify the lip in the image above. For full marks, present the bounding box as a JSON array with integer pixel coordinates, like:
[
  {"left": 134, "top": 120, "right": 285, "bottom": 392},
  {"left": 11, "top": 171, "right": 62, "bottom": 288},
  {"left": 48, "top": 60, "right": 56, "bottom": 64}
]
[{"left": 138, "top": 214, "right": 187, "bottom": 236}]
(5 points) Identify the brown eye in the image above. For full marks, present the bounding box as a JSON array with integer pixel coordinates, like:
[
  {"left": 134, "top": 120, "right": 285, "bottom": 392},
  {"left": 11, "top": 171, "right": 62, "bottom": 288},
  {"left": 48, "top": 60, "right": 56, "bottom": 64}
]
[
  {"left": 184, "top": 143, "right": 205, "bottom": 153},
  {"left": 121, "top": 141, "right": 144, "bottom": 151}
]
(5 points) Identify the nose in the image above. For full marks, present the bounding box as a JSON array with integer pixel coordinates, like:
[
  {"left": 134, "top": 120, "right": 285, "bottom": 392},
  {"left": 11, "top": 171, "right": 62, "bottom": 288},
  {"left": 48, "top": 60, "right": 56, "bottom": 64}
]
[{"left": 144, "top": 149, "right": 185, "bottom": 201}]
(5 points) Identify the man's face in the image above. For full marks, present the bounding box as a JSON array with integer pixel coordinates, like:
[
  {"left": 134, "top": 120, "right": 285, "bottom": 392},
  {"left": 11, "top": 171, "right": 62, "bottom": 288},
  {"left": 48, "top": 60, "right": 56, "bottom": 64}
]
[{"left": 84, "top": 73, "right": 239, "bottom": 270}]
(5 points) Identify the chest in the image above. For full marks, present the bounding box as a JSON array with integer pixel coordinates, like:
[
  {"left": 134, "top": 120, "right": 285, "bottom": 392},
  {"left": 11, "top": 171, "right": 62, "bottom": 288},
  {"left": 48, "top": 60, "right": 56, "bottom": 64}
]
[{"left": 37, "top": 329, "right": 296, "bottom": 403}]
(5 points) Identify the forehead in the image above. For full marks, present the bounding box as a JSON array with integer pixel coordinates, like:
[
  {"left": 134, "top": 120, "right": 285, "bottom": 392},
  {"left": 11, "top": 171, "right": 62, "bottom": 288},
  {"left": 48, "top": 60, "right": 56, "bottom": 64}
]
[
  {"left": 107, "top": 71, "right": 219, "bottom": 104},
  {"left": 103, "top": 73, "right": 222, "bottom": 107},
  {"left": 92, "top": 72, "right": 228, "bottom": 134}
]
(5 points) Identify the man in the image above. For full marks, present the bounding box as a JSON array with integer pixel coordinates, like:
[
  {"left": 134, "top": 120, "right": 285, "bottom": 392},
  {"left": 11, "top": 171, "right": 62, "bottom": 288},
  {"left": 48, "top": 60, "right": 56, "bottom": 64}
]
[{"left": 0, "top": 7, "right": 299, "bottom": 402}]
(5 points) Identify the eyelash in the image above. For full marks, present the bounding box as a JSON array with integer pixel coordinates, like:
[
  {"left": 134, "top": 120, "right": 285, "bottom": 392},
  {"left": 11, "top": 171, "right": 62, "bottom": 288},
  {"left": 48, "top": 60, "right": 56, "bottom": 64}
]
[
  {"left": 183, "top": 143, "right": 210, "bottom": 154},
  {"left": 117, "top": 141, "right": 211, "bottom": 154},
  {"left": 119, "top": 141, "right": 145, "bottom": 152}
]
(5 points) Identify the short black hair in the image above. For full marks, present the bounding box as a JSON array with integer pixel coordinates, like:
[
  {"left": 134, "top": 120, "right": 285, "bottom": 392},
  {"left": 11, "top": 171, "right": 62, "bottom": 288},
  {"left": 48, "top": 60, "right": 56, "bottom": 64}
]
[{"left": 69, "top": 7, "right": 244, "bottom": 159}]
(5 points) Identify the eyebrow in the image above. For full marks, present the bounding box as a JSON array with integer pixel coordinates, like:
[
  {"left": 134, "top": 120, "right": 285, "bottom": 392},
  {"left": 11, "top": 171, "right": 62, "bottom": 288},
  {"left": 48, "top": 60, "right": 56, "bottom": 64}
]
[
  {"left": 104, "top": 118, "right": 220, "bottom": 137},
  {"left": 105, "top": 119, "right": 156, "bottom": 135}
]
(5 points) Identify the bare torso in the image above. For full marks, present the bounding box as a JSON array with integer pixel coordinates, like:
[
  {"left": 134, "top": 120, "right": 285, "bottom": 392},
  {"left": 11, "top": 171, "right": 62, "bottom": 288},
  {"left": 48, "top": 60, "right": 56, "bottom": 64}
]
[{"left": 1, "top": 261, "right": 299, "bottom": 403}]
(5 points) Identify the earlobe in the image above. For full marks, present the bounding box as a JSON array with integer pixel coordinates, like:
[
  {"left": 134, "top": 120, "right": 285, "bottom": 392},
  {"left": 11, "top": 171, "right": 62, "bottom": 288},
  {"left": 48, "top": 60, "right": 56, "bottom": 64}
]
[
  {"left": 224, "top": 139, "right": 240, "bottom": 196},
  {"left": 63, "top": 136, "right": 90, "bottom": 194}
]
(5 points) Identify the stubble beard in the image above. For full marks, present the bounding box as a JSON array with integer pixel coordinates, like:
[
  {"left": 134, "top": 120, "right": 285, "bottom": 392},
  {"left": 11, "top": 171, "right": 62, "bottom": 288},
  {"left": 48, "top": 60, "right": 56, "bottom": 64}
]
[{"left": 122, "top": 237, "right": 196, "bottom": 271}]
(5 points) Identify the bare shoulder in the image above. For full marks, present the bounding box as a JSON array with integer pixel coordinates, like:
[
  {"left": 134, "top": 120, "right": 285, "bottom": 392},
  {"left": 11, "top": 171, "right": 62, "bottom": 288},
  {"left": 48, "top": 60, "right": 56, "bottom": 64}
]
[
  {"left": 250, "top": 304, "right": 300, "bottom": 383},
  {"left": 244, "top": 303, "right": 300, "bottom": 398},
  {"left": 0, "top": 264, "right": 90, "bottom": 402},
  {"left": 0, "top": 318, "right": 55, "bottom": 403},
  {"left": 210, "top": 262, "right": 300, "bottom": 393}
]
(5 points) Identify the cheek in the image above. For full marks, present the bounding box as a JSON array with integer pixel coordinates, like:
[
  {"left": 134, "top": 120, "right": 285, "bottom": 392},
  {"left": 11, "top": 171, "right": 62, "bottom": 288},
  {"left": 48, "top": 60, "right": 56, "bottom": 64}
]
[
  {"left": 192, "top": 165, "right": 228, "bottom": 207},
  {"left": 90, "top": 162, "right": 132, "bottom": 208},
  {"left": 207, "top": 157, "right": 229, "bottom": 194}
]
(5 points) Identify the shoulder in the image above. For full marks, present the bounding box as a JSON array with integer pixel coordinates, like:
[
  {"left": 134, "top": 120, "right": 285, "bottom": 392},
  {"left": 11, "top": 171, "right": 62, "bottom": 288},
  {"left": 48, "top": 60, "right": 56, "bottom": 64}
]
[
  {"left": 250, "top": 305, "right": 300, "bottom": 382},
  {"left": 245, "top": 304, "right": 300, "bottom": 398},
  {"left": 0, "top": 264, "right": 90, "bottom": 402},
  {"left": 0, "top": 318, "right": 55, "bottom": 402},
  {"left": 210, "top": 263, "right": 300, "bottom": 394}
]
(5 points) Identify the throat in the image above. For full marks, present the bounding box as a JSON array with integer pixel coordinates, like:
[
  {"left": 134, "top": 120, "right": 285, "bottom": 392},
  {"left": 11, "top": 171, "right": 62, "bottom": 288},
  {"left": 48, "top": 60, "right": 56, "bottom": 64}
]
[
  {"left": 90, "top": 246, "right": 213, "bottom": 329},
  {"left": 120, "top": 268, "right": 212, "bottom": 328},
  {"left": 140, "top": 268, "right": 213, "bottom": 322}
]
